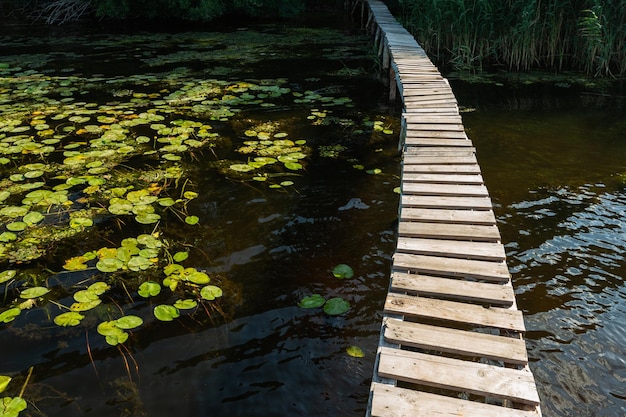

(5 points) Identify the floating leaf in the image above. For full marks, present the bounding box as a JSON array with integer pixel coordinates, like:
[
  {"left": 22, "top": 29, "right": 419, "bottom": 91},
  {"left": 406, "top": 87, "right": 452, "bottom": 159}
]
[
  {"left": 0, "top": 396, "right": 27, "bottom": 417},
  {"left": 298, "top": 294, "right": 326, "bottom": 309},
  {"left": 284, "top": 162, "right": 302, "bottom": 170},
  {"left": 69, "top": 217, "right": 93, "bottom": 228},
  {"left": 323, "top": 297, "right": 350, "bottom": 316},
  {"left": 70, "top": 300, "right": 101, "bottom": 311},
  {"left": 19, "top": 287, "right": 50, "bottom": 299},
  {"left": 230, "top": 163, "right": 255, "bottom": 172},
  {"left": 74, "top": 290, "right": 99, "bottom": 303},
  {"left": 0, "top": 308, "right": 21, "bottom": 323},
  {"left": 23, "top": 211, "right": 44, "bottom": 225},
  {"left": 0, "top": 376, "right": 10, "bottom": 394},
  {"left": 88, "top": 282, "right": 110, "bottom": 295},
  {"left": 54, "top": 312, "right": 85, "bottom": 327},
  {"left": 366, "top": 168, "right": 382, "bottom": 175},
  {"left": 6, "top": 222, "right": 26, "bottom": 232},
  {"left": 184, "top": 269, "right": 210, "bottom": 285},
  {"left": 128, "top": 256, "right": 153, "bottom": 271},
  {"left": 174, "top": 299, "right": 198, "bottom": 310},
  {"left": 138, "top": 281, "right": 161, "bottom": 297},
  {"left": 154, "top": 305, "right": 180, "bottom": 321},
  {"left": 96, "top": 258, "right": 124, "bottom": 273},
  {"left": 135, "top": 213, "right": 161, "bottom": 224},
  {"left": 200, "top": 285, "right": 223, "bottom": 300},
  {"left": 63, "top": 256, "right": 89, "bottom": 271},
  {"left": 0, "top": 233, "right": 17, "bottom": 243},
  {"left": 185, "top": 215, "right": 199, "bottom": 225},
  {"left": 114, "top": 315, "right": 143, "bottom": 330},
  {"left": 346, "top": 346, "right": 365, "bottom": 358},
  {"left": 0, "top": 270, "right": 16, "bottom": 284},
  {"left": 332, "top": 264, "right": 354, "bottom": 279},
  {"left": 173, "top": 251, "right": 189, "bottom": 262}
]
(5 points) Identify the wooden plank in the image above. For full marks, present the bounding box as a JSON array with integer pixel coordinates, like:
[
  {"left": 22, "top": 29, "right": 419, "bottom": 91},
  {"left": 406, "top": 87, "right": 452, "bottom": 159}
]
[
  {"left": 404, "top": 138, "right": 473, "bottom": 147},
  {"left": 377, "top": 348, "right": 540, "bottom": 405},
  {"left": 384, "top": 318, "right": 527, "bottom": 363},
  {"left": 402, "top": 183, "right": 489, "bottom": 197},
  {"left": 404, "top": 122, "right": 464, "bottom": 131},
  {"left": 402, "top": 173, "right": 484, "bottom": 184},
  {"left": 393, "top": 252, "right": 510, "bottom": 282},
  {"left": 398, "top": 221, "right": 501, "bottom": 241},
  {"left": 400, "top": 208, "right": 496, "bottom": 224},
  {"left": 403, "top": 164, "right": 481, "bottom": 174},
  {"left": 403, "top": 154, "right": 477, "bottom": 164},
  {"left": 402, "top": 115, "right": 463, "bottom": 124},
  {"left": 403, "top": 146, "right": 476, "bottom": 155},
  {"left": 384, "top": 292, "right": 524, "bottom": 330},
  {"left": 391, "top": 272, "right": 515, "bottom": 306},
  {"left": 370, "top": 383, "right": 540, "bottom": 417},
  {"left": 396, "top": 237, "right": 506, "bottom": 261},
  {"left": 401, "top": 195, "right": 493, "bottom": 210},
  {"left": 405, "top": 130, "right": 466, "bottom": 139}
]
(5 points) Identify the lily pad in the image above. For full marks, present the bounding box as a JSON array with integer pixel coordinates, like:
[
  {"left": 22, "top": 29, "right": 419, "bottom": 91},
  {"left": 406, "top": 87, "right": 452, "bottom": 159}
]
[
  {"left": 154, "top": 304, "right": 180, "bottom": 321},
  {"left": 298, "top": 294, "right": 326, "bottom": 309},
  {"left": 173, "top": 251, "right": 189, "bottom": 262},
  {"left": 323, "top": 297, "right": 350, "bottom": 316},
  {"left": 114, "top": 315, "right": 143, "bottom": 330},
  {"left": 0, "top": 308, "right": 21, "bottom": 324},
  {"left": 200, "top": 285, "right": 223, "bottom": 300},
  {"left": 0, "top": 270, "right": 17, "bottom": 284},
  {"left": 332, "top": 264, "right": 354, "bottom": 279},
  {"left": 0, "top": 376, "right": 10, "bottom": 394},
  {"left": 0, "top": 396, "right": 27, "bottom": 417},
  {"left": 138, "top": 281, "right": 161, "bottom": 297},
  {"left": 346, "top": 345, "right": 365, "bottom": 358},
  {"left": 174, "top": 299, "right": 198, "bottom": 310},
  {"left": 19, "top": 287, "right": 50, "bottom": 299},
  {"left": 96, "top": 258, "right": 124, "bottom": 273},
  {"left": 54, "top": 312, "right": 85, "bottom": 327}
]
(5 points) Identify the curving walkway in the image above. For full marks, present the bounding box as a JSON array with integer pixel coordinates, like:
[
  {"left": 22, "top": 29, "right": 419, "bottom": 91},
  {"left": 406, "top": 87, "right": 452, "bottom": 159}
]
[{"left": 349, "top": 1, "right": 543, "bottom": 416}]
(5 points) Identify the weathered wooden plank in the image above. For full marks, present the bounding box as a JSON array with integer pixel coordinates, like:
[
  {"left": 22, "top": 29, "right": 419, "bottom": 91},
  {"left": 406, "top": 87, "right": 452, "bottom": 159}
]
[
  {"left": 400, "top": 207, "right": 496, "bottom": 224},
  {"left": 393, "top": 252, "right": 510, "bottom": 282},
  {"left": 370, "top": 383, "right": 540, "bottom": 417},
  {"left": 404, "top": 138, "right": 473, "bottom": 147},
  {"left": 384, "top": 292, "right": 524, "bottom": 330},
  {"left": 402, "top": 173, "right": 484, "bottom": 184},
  {"left": 391, "top": 272, "right": 514, "bottom": 306},
  {"left": 404, "top": 147, "right": 476, "bottom": 156},
  {"left": 403, "top": 155, "right": 478, "bottom": 165},
  {"left": 396, "top": 237, "right": 505, "bottom": 261},
  {"left": 402, "top": 183, "right": 489, "bottom": 197},
  {"left": 402, "top": 164, "right": 480, "bottom": 174},
  {"left": 404, "top": 130, "right": 466, "bottom": 139},
  {"left": 384, "top": 318, "right": 527, "bottom": 363},
  {"left": 401, "top": 195, "right": 493, "bottom": 210},
  {"left": 377, "top": 348, "right": 540, "bottom": 405},
  {"left": 402, "top": 116, "right": 463, "bottom": 124},
  {"left": 398, "top": 221, "right": 500, "bottom": 241}
]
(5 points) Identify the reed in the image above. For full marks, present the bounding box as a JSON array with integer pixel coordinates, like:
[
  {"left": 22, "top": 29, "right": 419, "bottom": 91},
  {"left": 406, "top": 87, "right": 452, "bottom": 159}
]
[{"left": 393, "top": 0, "right": 626, "bottom": 77}]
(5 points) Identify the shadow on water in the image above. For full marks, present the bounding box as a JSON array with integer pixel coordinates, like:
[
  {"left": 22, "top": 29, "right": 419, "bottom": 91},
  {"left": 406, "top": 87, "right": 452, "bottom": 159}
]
[{"left": 455, "top": 80, "right": 626, "bottom": 417}]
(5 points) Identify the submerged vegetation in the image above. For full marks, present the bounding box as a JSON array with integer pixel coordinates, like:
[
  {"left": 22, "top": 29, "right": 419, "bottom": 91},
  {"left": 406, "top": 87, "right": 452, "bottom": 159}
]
[{"left": 390, "top": 0, "right": 626, "bottom": 77}]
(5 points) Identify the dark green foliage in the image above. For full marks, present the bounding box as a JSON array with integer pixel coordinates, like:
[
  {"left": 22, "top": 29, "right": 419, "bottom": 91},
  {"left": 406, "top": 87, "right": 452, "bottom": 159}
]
[{"left": 394, "top": 0, "right": 626, "bottom": 76}]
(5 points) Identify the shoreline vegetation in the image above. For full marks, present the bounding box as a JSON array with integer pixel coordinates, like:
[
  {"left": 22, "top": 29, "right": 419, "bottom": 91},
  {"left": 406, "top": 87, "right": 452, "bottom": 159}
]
[{"left": 386, "top": 0, "right": 626, "bottom": 79}]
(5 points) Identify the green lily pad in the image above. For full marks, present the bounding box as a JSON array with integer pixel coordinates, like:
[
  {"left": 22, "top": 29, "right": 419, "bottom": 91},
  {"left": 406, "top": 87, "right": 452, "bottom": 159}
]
[
  {"left": 0, "top": 233, "right": 17, "bottom": 243},
  {"left": 23, "top": 211, "right": 44, "bottom": 225},
  {"left": 0, "top": 376, "right": 11, "bottom": 394},
  {"left": 346, "top": 345, "right": 365, "bottom": 358},
  {"left": 54, "top": 312, "right": 85, "bottom": 327},
  {"left": 105, "top": 331, "right": 129, "bottom": 346},
  {"left": 114, "top": 315, "right": 143, "bottom": 330},
  {"left": 69, "top": 217, "right": 93, "bottom": 228},
  {"left": 332, "top": 264, "right": 354, "bottom": 279},
  {"left": 74, "top": 290, "right": 99, "bottom": 303},
  {"left": 173, "top": 251, "right": 189, "bottom": 262},
  {"left": 96, "top": 258, "right": 124, "bottom": 273},
  {"left": 184, "top": 269, "right": 210, "bottom": 285},
  {"left": 298, "top": 294, "right": 326, "bottom": 309},
  {"left": 5, "top": 222, "right": 26, "bottom": 232},
  {"left": 0, "top": 270, "right": 17, "bottom": 284},
  {"left": 128, "top": 256, "right": 153, "bottom": 271},
  {"left": 323, "top": 297, "right": 350, "bottom": 316},
  {"left": 284, "top": 161, "right": 303, "bottom": 170},
  {"left": 0, "top": 396, "right": 27, "bottom": 417},
  {"left": 138, "top": 281, "right": 161, "bottom": 297},
  {"left": 154, "top": 304, "right": 180, "bottom": 321},
  {"left": 70, "top": 300, "right": 101, "bottom": 311},
  {"left": 88, "top": 282, "right": 110, "bottom": 295},
  {"left": 174, "top": 299, "right": 198, "bottom": 310},
  {"left": 185, "top": 215, "right": 199, "bottom": 225},
  {"left": 230, "top": 163, "right": 255, "bottom": 172},
  {"left": 19, "top": 287, "right": 50, "bottom": 299},
  {"left": 200, "top": 285, "right": 223, "bottom": 300},
  {"left": 135, "top": 213, "right": 161, "bottom": 224},
  {"left": 0, "top": 308, "right": 21, "bottom": 324}
]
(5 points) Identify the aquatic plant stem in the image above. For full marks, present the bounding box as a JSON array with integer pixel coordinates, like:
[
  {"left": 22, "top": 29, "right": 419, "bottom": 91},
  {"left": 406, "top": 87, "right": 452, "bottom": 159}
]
[{"left": 18, "top": 366, "right": 34, "bottom": 398}]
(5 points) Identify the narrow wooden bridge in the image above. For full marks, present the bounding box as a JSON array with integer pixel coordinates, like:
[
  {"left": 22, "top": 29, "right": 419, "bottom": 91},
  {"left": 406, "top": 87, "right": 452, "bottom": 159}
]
[{"left": 349, "top": 1, "right": 543, "bottom": 416}]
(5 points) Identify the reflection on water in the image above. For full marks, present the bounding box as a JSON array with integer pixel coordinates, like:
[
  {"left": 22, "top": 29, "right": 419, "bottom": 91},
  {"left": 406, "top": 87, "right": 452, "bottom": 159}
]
[{"left": 459, "top": 81, "right": 626, "bottom": 417}]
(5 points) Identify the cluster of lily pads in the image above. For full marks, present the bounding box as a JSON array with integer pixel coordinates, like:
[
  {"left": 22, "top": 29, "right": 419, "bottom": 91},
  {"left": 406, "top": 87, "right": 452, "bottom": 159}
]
[{"left": 0, "top": 374, "right": 27, "bottom": 417}]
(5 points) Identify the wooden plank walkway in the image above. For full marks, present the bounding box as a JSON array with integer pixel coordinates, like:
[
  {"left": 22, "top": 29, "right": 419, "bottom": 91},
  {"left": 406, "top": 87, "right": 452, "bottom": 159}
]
[{"left": 351, "top": 1, "right": 543, "bottom": 416}]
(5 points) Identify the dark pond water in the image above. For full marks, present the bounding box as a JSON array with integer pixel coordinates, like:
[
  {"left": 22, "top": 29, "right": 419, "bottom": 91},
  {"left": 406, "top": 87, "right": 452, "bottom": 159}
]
[
  {"left": 456, "top": 81, "right": 626, "bottom": 417},
  {"left": 0, "top": 14, "right": 401, "bottom": 417}
]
